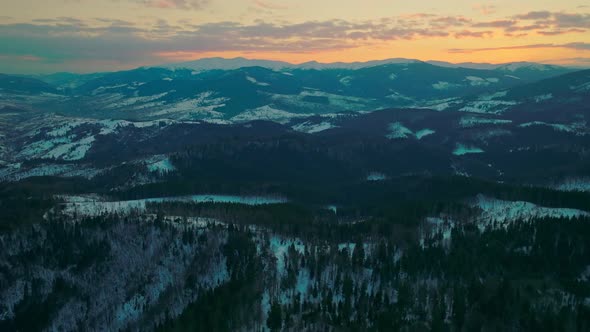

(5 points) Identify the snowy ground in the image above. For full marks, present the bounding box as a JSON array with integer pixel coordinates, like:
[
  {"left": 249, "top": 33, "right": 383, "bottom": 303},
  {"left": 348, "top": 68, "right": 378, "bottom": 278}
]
[
  {"left": 0, "top": 163, "right": 104, "bottom": 182},
  {"left": 11, "top": 115, "right": 182, "bottom": 163},
  {"left": 292, "top": 121, "right": 338, "bottom": 134},
  {"left": 519, "top": 121, "right": 588, "bottom": 136},
  {"left": 459, "top": 116, "right": 512, "bottom": 128},
  {"left": 231, "top": 105, "right": 310, "bottom": 124},
  {"left": 471, "top": 194, "right": 590, "bottom": 230},
  {"left": 422, "top": 194, "right": 590, "bottom": 244},
  {"left": 59, "top": 194, "right": 289, "bottom": 217},
  {"left": 143, "top": 155, "right": 176, "bottom": 174},
  {"left": 453, "top": 144, "right": 484, "bottom": 156},
  {"left": 386, "top": 122, "right": 435, "bottom": 140},
  {"left": 458, "top": 99, "right": 518, "bottom": 114},
  {"left": 366, "top": 172, "right": 387, "bottom": 181},
  {"left": 549, "top": 178, "right": 590, "bottom": 192}
]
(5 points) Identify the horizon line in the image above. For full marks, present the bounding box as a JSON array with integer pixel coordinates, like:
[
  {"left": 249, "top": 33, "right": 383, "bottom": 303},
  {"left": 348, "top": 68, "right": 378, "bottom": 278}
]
[{"left": 7, "top": 56, "right": 590, "bottom": 76}]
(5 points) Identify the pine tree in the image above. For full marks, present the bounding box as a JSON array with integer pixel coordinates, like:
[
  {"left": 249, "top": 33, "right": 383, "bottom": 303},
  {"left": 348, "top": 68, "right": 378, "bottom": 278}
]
[{"left": 267, "top": 302, "right": 283, "bottom": 331}]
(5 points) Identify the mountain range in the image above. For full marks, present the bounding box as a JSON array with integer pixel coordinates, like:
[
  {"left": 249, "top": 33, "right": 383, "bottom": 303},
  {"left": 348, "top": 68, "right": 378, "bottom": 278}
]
[{"left": 1, "top": 57, "right": 590, "bottom": 331}]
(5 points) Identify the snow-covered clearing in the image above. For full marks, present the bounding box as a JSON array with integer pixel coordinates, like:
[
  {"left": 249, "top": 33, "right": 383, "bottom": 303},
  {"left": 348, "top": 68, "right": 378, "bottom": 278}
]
[
  {"left": 292, "top": 121, "right": 337, "bottom": 134},
  {"left": 471, "top": 194, "right": 589, "bottom": 230},
  {"left": 59, "top": 194, "right": 289, "bottom": 217},
  {"left": 453, "top": 144, "right": 484, "bottom": 156},
  {"left": 386, "top": 122, "right": 435, "bottom": 140}
]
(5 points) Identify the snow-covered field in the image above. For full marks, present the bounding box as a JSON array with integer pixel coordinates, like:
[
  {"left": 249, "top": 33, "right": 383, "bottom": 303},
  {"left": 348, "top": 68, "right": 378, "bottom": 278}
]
[
  {"left": 412, "top": 97, "right": 462, "bottom": 111},
  {"left": 231, "top": 105, "right": 310, "bottom": 124},
  {"left": 549, "top": 178, "right": 590, "bottom": 192},
  {"left": 12, "top": 115, "right": 182, "bottom": 162},
  {"left": 270, "top": 89, "right": 376, "bottom": 113},
  {"left": 59, "top": 194, "right": 289, "bottom": 217},
  {"left": 471, "top": 194, "right": 590, "bottom": 230},
  {"left": 0, "top": 163, "right": 103, "bottom": 182},
  {"left": 432, "top": 81, "right": 461, "bottom": 90},
  {"left": 422, "top": 194, "right": 590, "bottom": 244},
  {"left": 459, "top": 116, "right": 512, "bottom": 128},
  {"left": 458, "top": 100, "right": 518, "bottom": 114},
  {"left": 519, "top": 121, "right": 587, "bottom": 136},
  {"left": 148, "top": 92, "right": 228, "bottom": 119}
]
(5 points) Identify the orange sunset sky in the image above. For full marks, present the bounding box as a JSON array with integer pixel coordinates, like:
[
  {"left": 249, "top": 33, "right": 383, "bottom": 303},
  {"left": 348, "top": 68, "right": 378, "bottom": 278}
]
[{"left": 0, "top": 0, "right": 589, "bottom": 73}]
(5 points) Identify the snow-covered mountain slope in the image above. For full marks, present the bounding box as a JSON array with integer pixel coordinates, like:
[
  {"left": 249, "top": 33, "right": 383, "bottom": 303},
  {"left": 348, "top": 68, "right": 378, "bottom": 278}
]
[
  {"left": 472, "top": 195, "right": 590, "bottom": 229},
  {"left": 8, "top": 63, "right": 575, "bottom": 122}
]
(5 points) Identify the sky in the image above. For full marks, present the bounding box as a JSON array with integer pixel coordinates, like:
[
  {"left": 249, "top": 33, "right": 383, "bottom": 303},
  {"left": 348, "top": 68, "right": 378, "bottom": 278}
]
[{"left": 0, "top": 0, "right": 589, "bottom": 73}]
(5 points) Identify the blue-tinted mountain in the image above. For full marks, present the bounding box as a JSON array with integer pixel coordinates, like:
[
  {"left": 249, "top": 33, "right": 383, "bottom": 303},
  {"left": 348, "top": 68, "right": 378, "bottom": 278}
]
[{"left": 0, "top": 74, "right": 58, "bottom": 94}]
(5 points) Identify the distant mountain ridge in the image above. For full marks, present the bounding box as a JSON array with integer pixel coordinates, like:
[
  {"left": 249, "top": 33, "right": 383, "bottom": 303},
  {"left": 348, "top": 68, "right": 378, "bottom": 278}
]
[
  {"left": 163, "top": 57, "right": 420, "bottom": 71},
  {"left": 163, "top": 56, "right": 578, "bottom": 73},
  {"left": 1, "top": 62, "right": 587, "bottom": 125}
]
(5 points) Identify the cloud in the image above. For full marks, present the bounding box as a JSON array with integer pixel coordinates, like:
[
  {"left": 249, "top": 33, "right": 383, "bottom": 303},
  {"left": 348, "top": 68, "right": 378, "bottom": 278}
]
[
  {"left": 0, "top": 15, "right": 465, "bottom": 72},
  {"left": 472, "top": 20, "right": 516, "bottom": 28},
  {"left": 551, "top": 57, "right": 590, "bottom": 64},
  {"left": 473, "top": 4, "right": 496, "bottom": 15},
  {"left": 551, "top": 12, "right": 590, "bottom": 28},
  {"left": 511, "top": 11, "right": 590, "bottom": 30},
  {"left": 429, "top": 16, "right": 471, "bottom": 29},
  {"left": 132, "top": 0, "right": 210, "bottom": 9},
  {"left": 537, "top": 28, "right": 586, "bottom": 36},
  {"left": 0, "top": 54, "right": 43, "bottom": 62},
  {"left": 2, "top": 9, "right": 589, "bottom": 72},
  {"left": 454, "top": 30, "right": 493, "bottom": 38},
  {"left": 449, "top": 42, "right": 590, "bottom": 53},
  {"left": 468, "top": 11, "right": 590, "bottom": 36},
  {"left": 253, "top": 0, "right": 288, "bottom": 10},
  {"left": 514, "top": 11, "right": 552, "bottom": 20}
]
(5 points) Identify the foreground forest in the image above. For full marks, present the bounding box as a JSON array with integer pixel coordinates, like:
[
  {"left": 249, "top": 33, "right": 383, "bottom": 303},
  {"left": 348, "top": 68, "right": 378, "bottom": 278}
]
[{"left": 1, "top": 172, "right": 590, "bottom": 331}]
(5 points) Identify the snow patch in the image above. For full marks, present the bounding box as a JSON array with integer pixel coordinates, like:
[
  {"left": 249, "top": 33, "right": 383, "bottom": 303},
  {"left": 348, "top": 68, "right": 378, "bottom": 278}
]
[
  {"left": 291, "top": 121, "right": 337, "bottom": 134},
  {"left": 465, "top": 76, "right": 496, "bottom": 87},
  {"left": 386, "top": 122, "right": 413, "bottom": 139},
  {"left": 571, "top": 82, "right": 590, "bottom": 92},
  {"left": 460, "top": 116, "right": 512, "bottom": 128},
  {"left": 533, "top": 93, "right": 553, "bottom": 103},
  {"left": 453, "top": 144, "right": 484, "bottom": 156},
  {"left": 245, "top": 76, "right": 270, "bottom": 86},
  {"left": 339, "top": 76, "right": 353, "bottom": 86},
  {"left": 519, "top": 121, "right": 587, "bottom": 135},
  {"left": 458, "top": 100, "right": 518, "bottom": 114},
  {"left": 150, "top": 91, "right": 228, "bottom": 119},
  {"left": 387, "top": 123, "right": 435, "bottom": 140},
  {"left": 472, "top": 194, "right": 590, "bottom": 230},
  {"left": 432, "top": 81, "right": 460, "bottom": 90},
  {"left": 550, "top": 178, "right": 590, "bottom": 192},
  {"left": 60, "top": 194, "right": 289, "bottom": 217},
  {"left": 231, "top": 106, "right": 309, "bottom": 124},
  {"left": 269, "top": 236, "right": 305, "bottom": 276},
  {"left": 415, "top": 98, "right": 462, "bottom": 111},
  {"left": 415, "top": 129, "right": 435, "bottom": 139},
  {"left": 366, "top": 172, "right": 387, "bottom": 181},
  {"left": 479, "top": 90, "right": 508, "bottom": 101},
  {"left": 146, "top": 156, "right": 176, "bottom": 174}
]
